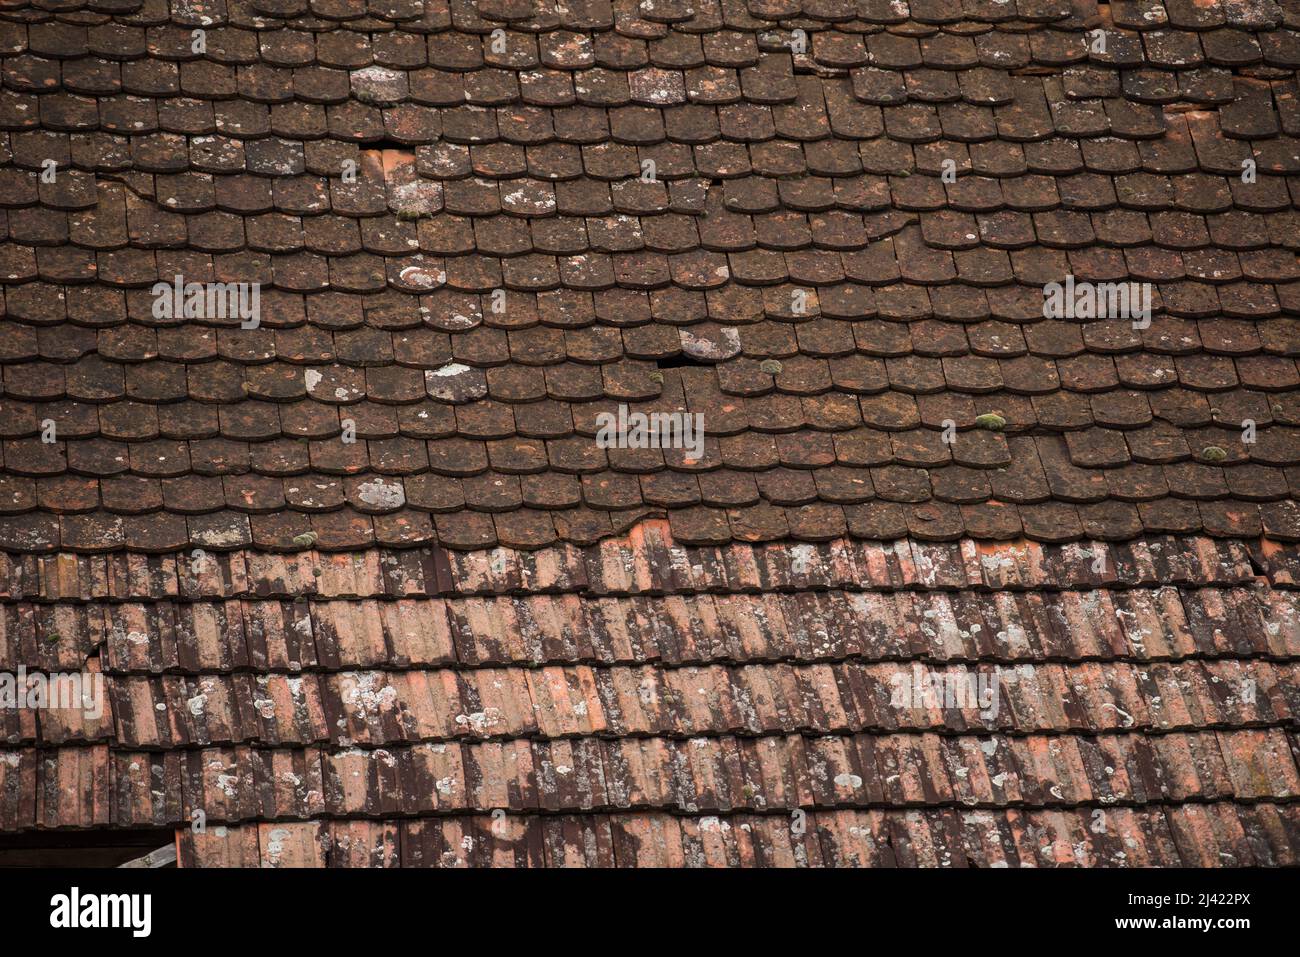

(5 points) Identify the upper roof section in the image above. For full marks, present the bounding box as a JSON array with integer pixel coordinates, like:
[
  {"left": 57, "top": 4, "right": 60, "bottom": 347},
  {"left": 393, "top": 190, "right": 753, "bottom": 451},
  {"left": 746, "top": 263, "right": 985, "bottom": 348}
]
[{"left": 1, "top": 0, "right": 1299, "bottom": 553}]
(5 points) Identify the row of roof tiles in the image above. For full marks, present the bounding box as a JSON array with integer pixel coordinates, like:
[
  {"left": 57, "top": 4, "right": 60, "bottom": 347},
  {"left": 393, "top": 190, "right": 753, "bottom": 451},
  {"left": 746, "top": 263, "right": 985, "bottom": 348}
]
[
  {"left": 5, "top": 362, "right": 1300, "bottom": 440},
  {"left": 11, "top": 129, "right": 1300, "bottom": 192},
  {"left": 8, "top": 360, "right": 1300, "bottom": 409},
  {"left": 173, "top": 801, "right": 1300, "bottom": 867},
  {"left": 0, "top": 0, "right": 1286, "bottom": 31},
  {"left": 0, "top": 531, "right": 1273, "bottom": 600},
  {"left": 14, "top": 183, "right": 1300, "bottom": 252},
  {"left": 3, "top": 728, "right": 1296, "bottom": 830},
  {"left": 6, "top": 249, "right": 1300, "bottom": 302},
  {"left": 80, "top": 215, "right": 1300, "bottom": 292},
  {"left": 0, "top": 0, "right": 1098, "bottom": 34},
  {"left": 10, "top": 162, "right": 1300, "bottom": 223},
  {"left": 5, "top": 584, "right": 1297, "bottom": 673},
  {"left": 3, "top": 0, "right": 1282, "bottom": 32},
  {"left": 0, "top": 1, "right": 1289, "bottom": 37},
  {"left": 7, "top": 657, "right": 1292, "bottom": 747},
  {"left": 4, "top": 497, "right": 1298, "bottom": 552},
  {"left": 7, "top": 281, "right": 1300, "bottom": 331},
  {"left": 7, "top": 317, "right": 1298, "bottom": 364},
  {"left": 0, "top": 71, "right": 1295, "bottom": 141},
  {"left": 2, "top": 317, "right": 1300, "bottom": 369},
  {"left": 10, "top": 38, "right": 1300, "bottom": 97},
  {"left": 5, "top": 218, "right": 1300, "bottom": 287},
  {"left": 0, "top": 7, "right": 1290, "bottom": 59},
  {"left": 11, "top": 34, "right": 1291, "bottom": 89},
  {"left": 0, "top": 107, "right": 1289, "bottom": 168},
  {"left": 2, "top": 428, "right": 1297, "bottom": 483}
]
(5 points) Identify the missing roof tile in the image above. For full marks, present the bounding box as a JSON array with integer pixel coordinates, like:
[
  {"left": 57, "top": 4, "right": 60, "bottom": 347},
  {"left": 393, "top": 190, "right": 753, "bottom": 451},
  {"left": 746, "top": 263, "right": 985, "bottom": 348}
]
[{"left": 656, "top": 353, "right": 712, "bottom": 369}]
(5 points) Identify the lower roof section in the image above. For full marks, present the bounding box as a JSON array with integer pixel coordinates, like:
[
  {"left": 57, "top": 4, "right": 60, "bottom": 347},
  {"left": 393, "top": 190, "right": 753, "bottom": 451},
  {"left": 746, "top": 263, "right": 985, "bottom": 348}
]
[{"left": 3, "top": 523, "right": 1299, "bottom": 865}]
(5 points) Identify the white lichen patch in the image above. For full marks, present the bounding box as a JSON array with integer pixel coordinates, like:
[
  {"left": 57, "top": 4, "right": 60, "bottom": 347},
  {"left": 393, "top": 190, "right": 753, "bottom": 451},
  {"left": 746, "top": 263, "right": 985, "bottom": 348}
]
[
  {"left": 356, "top": 478, "right": 406, "bottom": 510},
  {"left": 425, "top": 363, "right": 487, "bottom": 402}
]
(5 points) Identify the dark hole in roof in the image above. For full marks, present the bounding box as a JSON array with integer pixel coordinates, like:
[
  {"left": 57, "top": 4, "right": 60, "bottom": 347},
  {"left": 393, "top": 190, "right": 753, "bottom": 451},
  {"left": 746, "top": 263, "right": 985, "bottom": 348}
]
[
  {"left": 362, "top": 137, "right": 411, "bottom": 153},
  {"left": 0, "top": 827, "right": 177, "bottom": 868},
  {"left": 657, "top": 353, "right": 711, "bottom": 369}
]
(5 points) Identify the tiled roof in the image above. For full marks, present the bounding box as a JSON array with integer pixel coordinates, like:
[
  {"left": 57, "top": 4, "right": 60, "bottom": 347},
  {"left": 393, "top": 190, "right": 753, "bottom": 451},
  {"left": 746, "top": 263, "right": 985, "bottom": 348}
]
[
  {"left": 5, "top": 523, "right": 1300, "bottom": 864},
  {"left": 1, "top": 0, "right": 1300, "bottom": 866}
]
